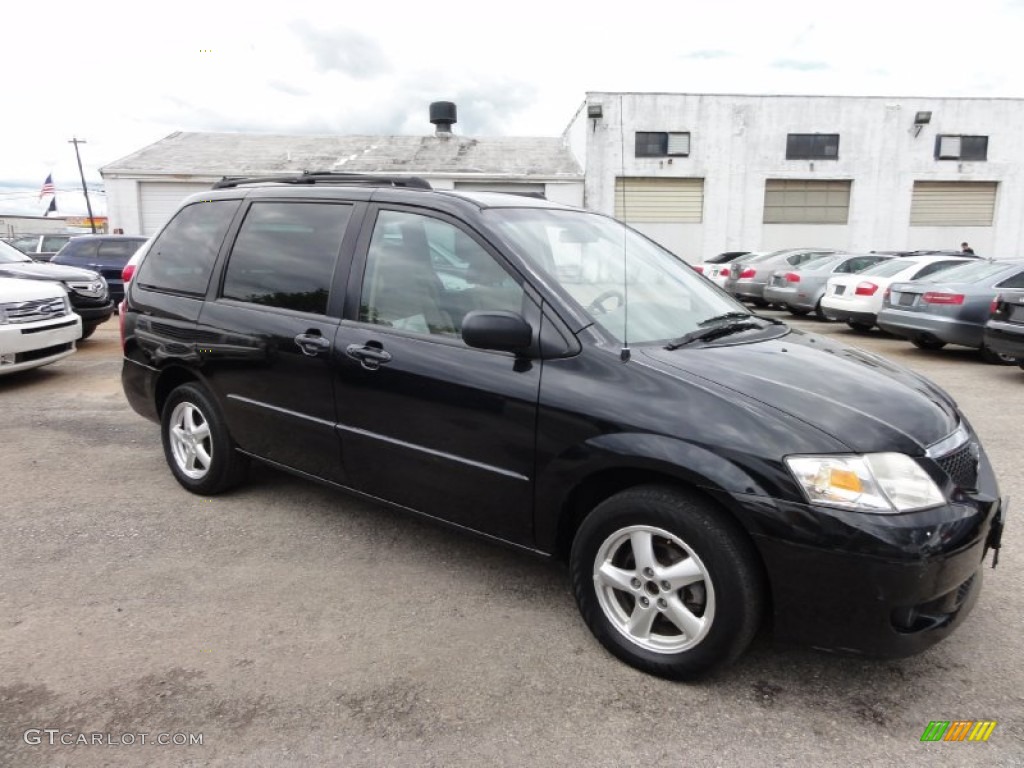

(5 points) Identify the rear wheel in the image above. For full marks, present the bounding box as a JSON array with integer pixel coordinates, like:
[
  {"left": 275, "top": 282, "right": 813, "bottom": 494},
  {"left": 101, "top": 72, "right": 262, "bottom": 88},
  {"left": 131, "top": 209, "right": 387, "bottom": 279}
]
[
  {"left": 788, "top": 307, "right": 810, "bottom": 317},
  {"left": 980, "top": 344, "right": 1018, "bottom": 365},
  {"left": 570, "top": 485, "right": 763, "bottom": 680},
  {"left": 912, "top": 336, "right": 946, "bottom": 350},
  {"left": 814, "top": 299, "right": 832, "bottom": 321},
  {"left": 847, "top": 320, "right": 874, "bottom": 332},
  {"left": 161, "top": 383, "right": 248, "bottom": 494},
  {"left": 750, "top": 298, "right": 769, "bottom": 308}
]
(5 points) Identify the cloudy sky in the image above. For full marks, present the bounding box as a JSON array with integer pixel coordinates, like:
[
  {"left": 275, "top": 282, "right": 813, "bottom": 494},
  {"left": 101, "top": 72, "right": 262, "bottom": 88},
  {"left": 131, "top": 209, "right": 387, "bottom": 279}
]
[{"left": 3, "top": 0, "right": 1023, "bottom": 217}]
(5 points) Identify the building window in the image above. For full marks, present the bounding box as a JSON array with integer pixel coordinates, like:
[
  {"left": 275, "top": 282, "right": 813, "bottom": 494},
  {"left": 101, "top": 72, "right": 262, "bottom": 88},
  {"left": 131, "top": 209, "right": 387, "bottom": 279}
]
[
  {"left": 935, "top": 135, "right": 988, "bottom": 161},
  {"left": 785, "top": 134, "right": 840, "bottom": 160},
  {"left": 635, "top": 132, "right": 691, "bottom": 158},
  {"left": 763, "top": 179, "right": 851, "bottom": 224},
  {"left": 910, "top": 181, "right": 996, "bottom": 226}
]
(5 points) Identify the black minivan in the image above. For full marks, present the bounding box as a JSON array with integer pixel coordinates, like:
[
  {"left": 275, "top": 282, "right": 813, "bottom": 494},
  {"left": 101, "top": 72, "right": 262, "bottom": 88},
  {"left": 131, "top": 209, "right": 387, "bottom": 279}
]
[{"left": 121, "top": 173, "right": 1005, "bottom": 679}]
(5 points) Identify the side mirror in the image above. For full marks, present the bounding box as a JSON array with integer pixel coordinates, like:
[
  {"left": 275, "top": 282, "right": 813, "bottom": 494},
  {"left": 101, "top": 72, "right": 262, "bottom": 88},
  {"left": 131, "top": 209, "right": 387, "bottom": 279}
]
[{"left": 462, "top": 310, "right": 532, "bottom": 354}]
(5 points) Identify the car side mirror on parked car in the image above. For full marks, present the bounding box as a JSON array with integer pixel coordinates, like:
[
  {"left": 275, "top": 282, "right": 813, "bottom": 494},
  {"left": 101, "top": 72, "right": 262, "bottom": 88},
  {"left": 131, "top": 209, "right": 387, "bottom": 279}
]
[{"left": 462, "top": 310, "right": 533, "bottom": 354}]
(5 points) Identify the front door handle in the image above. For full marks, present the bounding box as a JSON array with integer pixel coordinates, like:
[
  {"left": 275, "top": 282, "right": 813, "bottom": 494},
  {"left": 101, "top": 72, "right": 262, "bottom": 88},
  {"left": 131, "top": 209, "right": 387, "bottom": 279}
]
[
  {"left": 345, "top": 343, "right": 392, "bottom": 370},
  {"left": 294, "top": 332, "right": 331, "bottom": 356}
]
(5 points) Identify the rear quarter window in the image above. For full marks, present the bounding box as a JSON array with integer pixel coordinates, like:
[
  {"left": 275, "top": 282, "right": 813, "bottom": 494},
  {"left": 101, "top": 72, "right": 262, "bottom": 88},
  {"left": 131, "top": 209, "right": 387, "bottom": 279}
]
[{"left": 135, "top": 200, "right": 240, "bottom": 295}]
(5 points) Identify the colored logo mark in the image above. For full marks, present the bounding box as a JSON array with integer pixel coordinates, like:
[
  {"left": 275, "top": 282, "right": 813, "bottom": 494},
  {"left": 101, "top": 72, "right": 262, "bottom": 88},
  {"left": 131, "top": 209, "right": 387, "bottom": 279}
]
[{"left": 920, "top": 720, "right": 997, "bottom": 742}]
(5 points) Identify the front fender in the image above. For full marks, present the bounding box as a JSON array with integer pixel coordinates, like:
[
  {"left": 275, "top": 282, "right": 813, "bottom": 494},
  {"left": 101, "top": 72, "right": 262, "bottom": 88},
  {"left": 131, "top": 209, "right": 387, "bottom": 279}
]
[{"left": 533, "top": 431, "right": 800, "bottom": 553}]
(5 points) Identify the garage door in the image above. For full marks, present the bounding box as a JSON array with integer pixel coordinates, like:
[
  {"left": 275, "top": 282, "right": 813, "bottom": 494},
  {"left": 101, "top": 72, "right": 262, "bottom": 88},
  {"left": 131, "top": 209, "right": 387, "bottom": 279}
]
[
  {"left": 614, "top": 178, "right": 704, "bottom": 223},
  {"left": 139, "top": 182, "right": 215, "bottom": 235},
  {"left": 910, "top": 182, "right": 997, "bottom": 226}
]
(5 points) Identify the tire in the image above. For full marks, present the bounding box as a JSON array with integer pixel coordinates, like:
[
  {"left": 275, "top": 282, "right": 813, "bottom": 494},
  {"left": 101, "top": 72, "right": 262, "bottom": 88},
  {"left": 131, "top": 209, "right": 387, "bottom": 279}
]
[
  {"left": 161, "top": 383, "right": 248, "bottom": 495},
  {"left": 570, "top": 485, "right": 763, "bottom": 680},
  {"left": 788, "top": 307, "right": 810, "bottom": 317},
  {"left": 911, "top": 337, "right": 946, "bottom": 351},
  {"left": 750, "top": 298, "right": 769, "bottom": 308},
  {"left": 979, "top": 344, "right": 1018, "bottom": 365},
  {"left": 80, "top": 324, "right": 97, "bottom": 340},
  {"left": 846, "top": 320, "right": 874, "bottom": 332},
  {"left": 813, "top": 299, "right": 832, "bottom": 322}
]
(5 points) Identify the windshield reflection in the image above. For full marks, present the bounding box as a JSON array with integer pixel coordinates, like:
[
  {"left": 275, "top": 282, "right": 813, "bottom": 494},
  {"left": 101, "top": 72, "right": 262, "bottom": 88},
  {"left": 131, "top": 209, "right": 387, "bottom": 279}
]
[{"left": 485, "top": 208, "right": 746, "bottom": 344}]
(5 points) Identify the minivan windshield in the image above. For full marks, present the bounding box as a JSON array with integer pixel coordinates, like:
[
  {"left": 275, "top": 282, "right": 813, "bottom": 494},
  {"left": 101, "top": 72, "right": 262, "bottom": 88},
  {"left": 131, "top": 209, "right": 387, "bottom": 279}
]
[{"left": 485, "top": 208, "right": 750, "bottom": 344}]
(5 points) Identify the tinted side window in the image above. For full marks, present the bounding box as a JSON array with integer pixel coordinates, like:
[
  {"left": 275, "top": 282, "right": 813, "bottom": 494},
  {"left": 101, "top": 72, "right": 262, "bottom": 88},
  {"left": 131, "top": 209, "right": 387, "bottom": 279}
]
[
  {"left": 359, "top": 209, "right": 524, "bottom": 338},
  {"left": 97, "top": 239, "right": 145, "bottom": 264},
  {"left": 136, "top": 200, "right": 240, "bottom": 295},
  {"left": 58, "top": 239, "right": 99, "bottom": 261},
  {"left": 222, "top": 202, "right": 351, "bottom": 315},
  {"left": 997, "top": 269, "right": 1024, "bottom": 289}
]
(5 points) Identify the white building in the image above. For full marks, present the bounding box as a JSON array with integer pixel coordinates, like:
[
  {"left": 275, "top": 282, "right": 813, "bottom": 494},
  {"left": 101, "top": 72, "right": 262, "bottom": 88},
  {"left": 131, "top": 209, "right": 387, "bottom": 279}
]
[
  {"left": 101, "top": 107, "right": 583, "bottom": 236},
  {"left": 566, "top": 92, "right": 1024, "bottom": 260}
]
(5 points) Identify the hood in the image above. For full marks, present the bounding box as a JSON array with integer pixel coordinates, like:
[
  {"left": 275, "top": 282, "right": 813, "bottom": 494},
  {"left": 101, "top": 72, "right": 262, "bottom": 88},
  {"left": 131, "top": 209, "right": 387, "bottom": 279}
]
[
  {"left": 0, "top": 275, "right": 67, "bottom": 301},
  {"left": 641, "top": 328, "right": 959, "bottom": 454},
  {"left": 0, "top": 261, "right": 100, "bottom": 282}
]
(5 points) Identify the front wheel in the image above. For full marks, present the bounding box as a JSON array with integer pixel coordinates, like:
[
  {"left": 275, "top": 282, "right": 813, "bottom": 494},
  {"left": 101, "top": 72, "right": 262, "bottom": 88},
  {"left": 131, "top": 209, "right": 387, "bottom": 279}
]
[
  {"left": 570, "top": 486, "right": 763, "bottom": 680},
  {"left": 161, "top": 383, "right": 248, "bottom": 494}
]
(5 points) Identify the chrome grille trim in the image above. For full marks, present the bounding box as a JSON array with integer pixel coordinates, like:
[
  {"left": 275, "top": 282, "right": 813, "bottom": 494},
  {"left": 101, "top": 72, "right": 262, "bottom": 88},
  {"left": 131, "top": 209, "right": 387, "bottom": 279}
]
[{"left": 0, "top": 297, "right": 69, "bottom": 324}]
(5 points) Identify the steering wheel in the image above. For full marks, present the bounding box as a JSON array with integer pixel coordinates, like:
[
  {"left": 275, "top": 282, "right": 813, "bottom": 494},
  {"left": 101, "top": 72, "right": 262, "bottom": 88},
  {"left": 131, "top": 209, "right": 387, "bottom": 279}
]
[{"left": 586, "top": 289, "right": 626, "bottom": 316}]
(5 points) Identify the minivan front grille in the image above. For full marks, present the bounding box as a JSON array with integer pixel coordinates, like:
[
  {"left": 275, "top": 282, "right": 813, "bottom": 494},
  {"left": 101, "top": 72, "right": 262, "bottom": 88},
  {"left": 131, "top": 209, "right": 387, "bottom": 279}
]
[{"left": 936, "top": 442, "right": 979, "bottom": 491}]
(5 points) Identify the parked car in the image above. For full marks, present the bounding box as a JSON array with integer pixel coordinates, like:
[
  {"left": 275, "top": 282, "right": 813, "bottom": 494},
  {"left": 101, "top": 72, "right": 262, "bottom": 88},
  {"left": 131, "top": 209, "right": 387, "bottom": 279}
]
[
  {"left": 983, "top": 289, "right": 1024, "bottom": 369},
  {"left": 693, "top": 251, "right": 760, "bottom": 289},
  {"left": 877, "top": 259, "right": 1024, "bottom": 363},
  {"left": 6, "top": 233, "right": 76, "bottom": 262},
  {"left": 764, "top": 253, "right": 892, "bottom": 319},
  {"left": 121, "top": 172, "right": 1004, "bottom": 680},
  {"left": 51, "top": 235, "right": 148, "bottom": 305},
  {"left": 821, "top": 255, "right": 974, "bottom": 330},
  {"left": 724, "top": 248, "right": 839, "bottom": 305},
  {"left": 0, "top": 276, "right": 82, "bottom": 375},
  {"left": 0, "top": 238, "right": 113, "bottom": 338}
]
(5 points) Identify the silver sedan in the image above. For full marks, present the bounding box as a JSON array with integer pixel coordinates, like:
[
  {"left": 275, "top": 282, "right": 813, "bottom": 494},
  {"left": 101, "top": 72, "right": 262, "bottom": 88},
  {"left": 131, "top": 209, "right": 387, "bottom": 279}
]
[
  {"left": 876, "top": 259, "right": 1024, "bottom": 363},
  {"left": 723, "top": 248, "right": 838, "bottom": 305},
  {"left": 763, "top": 253, "right": 892, "bottom": 319}
]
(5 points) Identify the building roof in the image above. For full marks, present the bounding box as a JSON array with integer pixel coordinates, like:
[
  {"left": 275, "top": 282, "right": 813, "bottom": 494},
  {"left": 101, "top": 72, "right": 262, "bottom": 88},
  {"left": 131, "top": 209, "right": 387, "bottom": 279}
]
[{"left": 101, "top": 131, "right": 583, "bottom": 179}]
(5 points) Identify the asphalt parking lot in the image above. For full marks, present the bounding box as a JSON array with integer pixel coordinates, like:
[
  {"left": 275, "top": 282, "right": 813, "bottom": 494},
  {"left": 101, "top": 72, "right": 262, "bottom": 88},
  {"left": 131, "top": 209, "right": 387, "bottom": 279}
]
[{"left": 1, "top": 312, "right": 1021, "bottom": 767}]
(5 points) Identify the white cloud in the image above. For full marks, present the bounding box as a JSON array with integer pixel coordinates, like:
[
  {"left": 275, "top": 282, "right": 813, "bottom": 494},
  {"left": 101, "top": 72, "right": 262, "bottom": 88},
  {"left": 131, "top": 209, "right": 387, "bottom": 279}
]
[{"left": 2, "top": 0, "right": 1022, "bottom": 216}]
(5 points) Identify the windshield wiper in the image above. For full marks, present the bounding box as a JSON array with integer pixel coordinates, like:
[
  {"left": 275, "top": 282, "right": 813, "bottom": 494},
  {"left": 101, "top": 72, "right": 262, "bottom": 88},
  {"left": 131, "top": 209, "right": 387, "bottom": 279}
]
[
  {"left": 665, "top": 321, "right": 763, "bottom": 350},
  {"left": 697, "top": 311, "right": 752, "bottom": 326}
]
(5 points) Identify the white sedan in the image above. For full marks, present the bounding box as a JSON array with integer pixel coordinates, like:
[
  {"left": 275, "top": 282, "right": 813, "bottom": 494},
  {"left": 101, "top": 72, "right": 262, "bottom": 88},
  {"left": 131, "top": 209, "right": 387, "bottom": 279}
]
[
  {"left": 0, "top": 277, "right": 82, "bottom": 375},
  {"left": 693, "top": 251, "right": 763, "bottom": 289},
  {"left": 821, "top": 254, "right": 973, "bottom": 330}
]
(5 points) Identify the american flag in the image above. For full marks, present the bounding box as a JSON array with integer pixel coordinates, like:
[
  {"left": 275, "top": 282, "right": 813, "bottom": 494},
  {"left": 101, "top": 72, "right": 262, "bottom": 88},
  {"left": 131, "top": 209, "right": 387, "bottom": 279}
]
[{"left": 39, "top": 174, "right": 55, "bottom": 200}]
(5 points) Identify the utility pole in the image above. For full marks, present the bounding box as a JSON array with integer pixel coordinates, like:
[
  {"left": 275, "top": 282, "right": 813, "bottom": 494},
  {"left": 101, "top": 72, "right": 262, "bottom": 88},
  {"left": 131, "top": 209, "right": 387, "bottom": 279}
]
[{"left": 68, "top": 137, "right": 97, "bottom": 234}]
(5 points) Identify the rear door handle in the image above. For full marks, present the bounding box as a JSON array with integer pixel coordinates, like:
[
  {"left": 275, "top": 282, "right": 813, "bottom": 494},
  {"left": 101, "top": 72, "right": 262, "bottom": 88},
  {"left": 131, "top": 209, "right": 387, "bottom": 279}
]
[
  {"left": 294, "top": 332, "right": 331, "bottom": 356},
  {"left": 345, "top": 343, "right": 392, "bottom": 370}
]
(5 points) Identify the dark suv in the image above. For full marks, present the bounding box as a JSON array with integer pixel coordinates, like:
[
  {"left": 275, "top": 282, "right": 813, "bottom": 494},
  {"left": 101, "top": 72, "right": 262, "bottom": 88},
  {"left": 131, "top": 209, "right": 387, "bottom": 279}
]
[
  {"left": 121, "top": 173, "right": 1005, "bottom": 680},
  {"left": 52, "top": 235, "right": 147, "bottom": 305}
]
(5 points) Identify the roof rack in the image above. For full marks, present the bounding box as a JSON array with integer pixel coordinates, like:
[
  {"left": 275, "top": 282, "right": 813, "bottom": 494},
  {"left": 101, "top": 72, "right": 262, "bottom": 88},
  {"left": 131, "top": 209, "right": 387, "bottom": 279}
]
[{"left": 212, "top": 171, "right": 432, "bottom": 190}]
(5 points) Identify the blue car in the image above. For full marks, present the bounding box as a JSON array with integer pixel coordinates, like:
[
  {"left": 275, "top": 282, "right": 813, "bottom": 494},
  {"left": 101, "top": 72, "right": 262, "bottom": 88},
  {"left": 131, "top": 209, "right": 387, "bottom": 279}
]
[{"left": 52, "top": 235, "right": 148, "bottom": 306}]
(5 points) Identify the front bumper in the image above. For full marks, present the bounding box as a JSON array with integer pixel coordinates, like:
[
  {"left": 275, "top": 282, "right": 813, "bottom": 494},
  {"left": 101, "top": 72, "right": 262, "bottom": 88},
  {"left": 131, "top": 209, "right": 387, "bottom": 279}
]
[
  {"left": 0, "top": 316, "right": 81, "bottom": 375},
  {"left": 716, "top": 451, "right": 1005, "bottom": 657},
  {"left": 72, "top": 300, "right": 115, "bottom": 325},
  {"left": 876, "top": 308, "right": 982, "bottom": 348}
]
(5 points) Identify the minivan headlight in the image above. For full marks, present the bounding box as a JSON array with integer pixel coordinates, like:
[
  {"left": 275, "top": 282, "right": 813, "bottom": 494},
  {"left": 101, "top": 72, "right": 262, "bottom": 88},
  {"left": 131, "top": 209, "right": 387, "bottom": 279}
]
[{"left": 786, "top": 453, "right": 945, "bottom": 513}]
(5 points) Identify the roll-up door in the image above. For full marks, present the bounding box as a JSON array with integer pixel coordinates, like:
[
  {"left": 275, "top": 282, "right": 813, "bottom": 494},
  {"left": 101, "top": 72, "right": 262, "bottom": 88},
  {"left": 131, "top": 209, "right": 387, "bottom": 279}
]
[
  {"left": 614, "top": 177, "right": 704, "bottom": 223},
  {"left": 910, "top": 181, "right": 997, "bottom": 226},
  {"left": 139, "top": 182, "right": 216, "bottom": 235}
]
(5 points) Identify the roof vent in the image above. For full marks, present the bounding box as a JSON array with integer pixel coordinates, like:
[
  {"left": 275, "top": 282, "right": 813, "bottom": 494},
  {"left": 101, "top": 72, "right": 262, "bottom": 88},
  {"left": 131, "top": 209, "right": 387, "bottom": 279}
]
[{"left": 429, "top": 101, "right": 457, "bottom": 136}]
